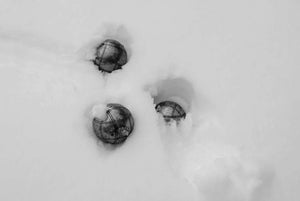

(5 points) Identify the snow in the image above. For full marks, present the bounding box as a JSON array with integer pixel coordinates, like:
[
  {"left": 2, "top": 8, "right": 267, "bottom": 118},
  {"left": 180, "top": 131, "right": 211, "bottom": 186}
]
[{"left": 0, "top": 0, "right": 299, "bottom": 201}]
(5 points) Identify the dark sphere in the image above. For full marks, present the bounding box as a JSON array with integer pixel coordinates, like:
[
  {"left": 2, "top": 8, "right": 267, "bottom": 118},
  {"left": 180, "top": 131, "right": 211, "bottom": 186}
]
[
  {"left": 93, "top": 103, "right": 134, "bottom": 144},
  {"left": 155, "top": 101, "right": 186, "bottom": 122},
  {"left": 93, "top": 39, "right": 128, "bottom": 73}
]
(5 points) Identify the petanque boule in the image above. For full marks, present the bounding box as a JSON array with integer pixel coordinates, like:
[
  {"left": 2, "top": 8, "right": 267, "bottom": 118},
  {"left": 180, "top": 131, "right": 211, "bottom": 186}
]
[
  {"left": 93, "top": 39, "right": 128, "bottom": 73},
  {"left": 92, "top": 103, "right": 134, "bottom": 144},
  {"left": 155, "top": 101, "right": 186, "bottom": 123}
]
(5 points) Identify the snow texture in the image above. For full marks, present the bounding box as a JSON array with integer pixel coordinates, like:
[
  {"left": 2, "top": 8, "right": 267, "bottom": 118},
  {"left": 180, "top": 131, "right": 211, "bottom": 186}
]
[{"left": 0, "top": 0, "right": 299, "bottom": 201}]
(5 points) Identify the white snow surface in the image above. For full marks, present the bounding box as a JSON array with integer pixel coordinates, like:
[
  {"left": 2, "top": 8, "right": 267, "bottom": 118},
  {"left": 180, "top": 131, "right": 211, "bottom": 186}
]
[{"left": 0, "top": 0, "right": 299, "bottom": 201}]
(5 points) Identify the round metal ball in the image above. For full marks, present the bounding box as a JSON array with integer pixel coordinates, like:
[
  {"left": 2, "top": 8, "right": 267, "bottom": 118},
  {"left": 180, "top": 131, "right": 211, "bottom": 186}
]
[
  {"left": 93, "top": 39, "right": 128, "bottom": 73},
  {"left": 155, "top": 101, "right": 186, "bottom": 122},
  {"left": 93, "top": 103, "right": 134, "bottom": 144}
]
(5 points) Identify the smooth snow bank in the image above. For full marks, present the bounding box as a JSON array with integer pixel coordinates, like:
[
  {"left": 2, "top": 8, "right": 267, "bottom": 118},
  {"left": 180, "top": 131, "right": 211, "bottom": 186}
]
[{"left": 0, "top": 0, "right": 300, "bottom": 201}]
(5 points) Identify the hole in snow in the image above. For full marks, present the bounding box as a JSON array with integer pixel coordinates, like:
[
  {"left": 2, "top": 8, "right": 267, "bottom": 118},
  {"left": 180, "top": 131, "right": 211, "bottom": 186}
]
[{"left": 148, "top": 77, "right": 195, "bottom": 113}]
